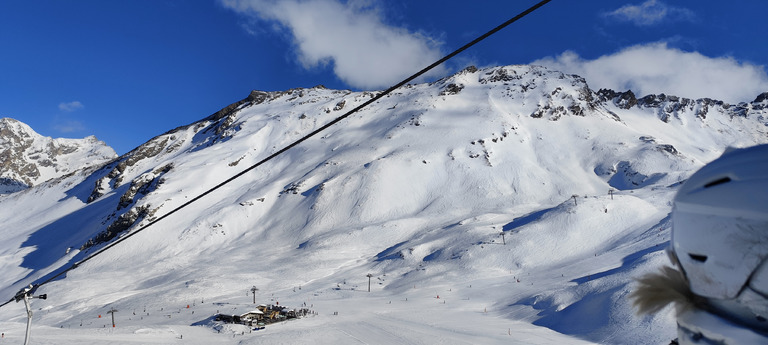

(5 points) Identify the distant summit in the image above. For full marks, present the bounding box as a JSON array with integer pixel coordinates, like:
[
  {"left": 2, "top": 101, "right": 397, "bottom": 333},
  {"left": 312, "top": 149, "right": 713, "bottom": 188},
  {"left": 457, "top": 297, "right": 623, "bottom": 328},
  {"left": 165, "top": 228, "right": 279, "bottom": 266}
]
[{"left": 0, "top": 117, "right": 117, "bottom": 194}]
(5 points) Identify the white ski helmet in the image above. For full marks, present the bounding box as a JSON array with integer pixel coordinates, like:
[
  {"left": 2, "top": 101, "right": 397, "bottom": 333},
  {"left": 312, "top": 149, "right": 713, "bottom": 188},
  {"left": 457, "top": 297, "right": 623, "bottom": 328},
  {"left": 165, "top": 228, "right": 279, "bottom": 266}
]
[{"left": 671, "top": 144, "right": 768, "bottom": 328}]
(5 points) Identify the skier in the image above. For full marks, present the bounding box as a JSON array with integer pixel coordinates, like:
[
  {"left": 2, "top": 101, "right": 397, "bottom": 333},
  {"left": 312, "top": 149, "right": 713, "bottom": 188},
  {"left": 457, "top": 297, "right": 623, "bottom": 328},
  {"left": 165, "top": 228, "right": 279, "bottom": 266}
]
[{"left": 631, "top": 144, "right": 768, "bottom": 344}]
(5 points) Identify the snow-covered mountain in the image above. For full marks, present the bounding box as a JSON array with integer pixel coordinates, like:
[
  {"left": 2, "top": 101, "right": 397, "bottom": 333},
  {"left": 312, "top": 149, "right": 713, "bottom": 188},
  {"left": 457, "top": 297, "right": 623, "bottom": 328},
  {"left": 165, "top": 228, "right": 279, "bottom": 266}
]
[
  {"left": 0, "top": 118, "right": 117, "bottom": 194},
  {"left": 0, "top": 65, "right": 766, "bottom": 344}
]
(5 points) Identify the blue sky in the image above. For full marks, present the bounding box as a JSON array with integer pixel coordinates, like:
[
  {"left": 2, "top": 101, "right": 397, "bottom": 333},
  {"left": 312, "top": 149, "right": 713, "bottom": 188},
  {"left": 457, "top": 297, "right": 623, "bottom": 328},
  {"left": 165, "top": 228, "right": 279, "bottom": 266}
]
[{"left": 2, "top": 0, "right": 767, "bottom": 155}]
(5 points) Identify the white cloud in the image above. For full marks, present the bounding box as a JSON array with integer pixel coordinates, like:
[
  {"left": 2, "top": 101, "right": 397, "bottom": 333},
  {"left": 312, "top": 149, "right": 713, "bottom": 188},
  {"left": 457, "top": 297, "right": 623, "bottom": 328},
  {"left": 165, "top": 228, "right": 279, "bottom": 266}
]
[
  {"left": 53, "top": 120, "right": 85, "bottom": 133},
  {"left": 604, "top": 0, "right": 695, "bottom": 26},
  {"left": 220, "top": 0, "right": 445, "bottom": 90},
  {"left": 58, "top": 101, "right": 84, "bottom": 112},
  {"left": 532, "top": 43, "right": 768, "bottom": 104}
]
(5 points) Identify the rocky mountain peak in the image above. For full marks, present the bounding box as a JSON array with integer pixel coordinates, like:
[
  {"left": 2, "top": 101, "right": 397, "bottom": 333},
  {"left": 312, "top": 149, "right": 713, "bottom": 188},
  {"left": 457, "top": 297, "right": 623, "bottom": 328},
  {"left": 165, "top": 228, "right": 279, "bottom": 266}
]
[
  {"left": 754, "top": 91, "right": 768, "bottom": 104},
  {"left": 0, "top": 117, "right": 118, "bottom": 194}
]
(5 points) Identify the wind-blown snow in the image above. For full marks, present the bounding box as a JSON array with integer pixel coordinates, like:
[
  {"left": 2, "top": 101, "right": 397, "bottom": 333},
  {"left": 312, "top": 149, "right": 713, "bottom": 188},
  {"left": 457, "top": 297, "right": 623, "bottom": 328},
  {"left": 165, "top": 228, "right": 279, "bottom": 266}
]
[{"left": 0, "top": 65, "right": 765, "bottom": 344}]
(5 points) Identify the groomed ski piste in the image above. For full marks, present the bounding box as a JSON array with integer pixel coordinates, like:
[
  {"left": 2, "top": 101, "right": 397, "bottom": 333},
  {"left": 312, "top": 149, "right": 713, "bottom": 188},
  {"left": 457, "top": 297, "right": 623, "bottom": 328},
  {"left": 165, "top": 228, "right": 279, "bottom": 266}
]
[{"left": 0, "top": 65, "right": 766, "bottom": 344}]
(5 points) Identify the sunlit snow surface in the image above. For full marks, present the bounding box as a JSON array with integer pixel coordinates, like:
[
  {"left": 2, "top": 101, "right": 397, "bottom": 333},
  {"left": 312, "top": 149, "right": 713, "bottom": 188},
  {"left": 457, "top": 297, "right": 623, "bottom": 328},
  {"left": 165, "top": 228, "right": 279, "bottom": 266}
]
[{"left": 1, "top": 65, "right": 766, "bottom": 344}]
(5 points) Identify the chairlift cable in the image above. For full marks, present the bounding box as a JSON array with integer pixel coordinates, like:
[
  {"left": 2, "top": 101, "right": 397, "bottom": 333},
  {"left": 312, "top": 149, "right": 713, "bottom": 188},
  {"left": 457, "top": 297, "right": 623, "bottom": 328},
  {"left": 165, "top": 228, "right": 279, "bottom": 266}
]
[{"left": 0, "top": 0, "right": 552, "bottom": 308}]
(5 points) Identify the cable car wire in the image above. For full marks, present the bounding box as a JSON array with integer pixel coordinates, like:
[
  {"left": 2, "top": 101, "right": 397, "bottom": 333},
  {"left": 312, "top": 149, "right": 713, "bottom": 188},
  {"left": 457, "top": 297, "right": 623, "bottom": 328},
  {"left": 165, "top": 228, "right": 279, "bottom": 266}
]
[{"left": 0, "top": 0, "right": 552, "bottom": 308}]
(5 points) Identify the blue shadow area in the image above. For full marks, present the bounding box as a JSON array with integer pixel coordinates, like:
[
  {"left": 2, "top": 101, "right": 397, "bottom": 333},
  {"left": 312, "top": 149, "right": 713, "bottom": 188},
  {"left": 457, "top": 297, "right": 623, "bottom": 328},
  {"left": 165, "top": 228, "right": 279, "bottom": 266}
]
[
  {"left": 12, "top": 250, "right": 92, "bottom": 289},
  {"left": 58, "top": 162, "right": 116, "bottom": 204},
  {"left": 502, "top": 207, "right": 556, "bottom": 232},
  {"left": 570, "top": 242, "right": 668, "bottom": 285},
  {"left": 607, "top": 161, "right": 667, "bottom": 191},
  {"left": 511, "top": 236, "right": 670, "bottom": 342},
  {"left": 422, "top": 249, "right": 442, "bottom": 262},
  {"left": 18, "top": 184, "right": 123, "bottom": 272},
  {"left": 300, "top": 183, "right": 325, "bottom": 197},
  {"left": 375, "top": 241, "right": 408, "bottom": 261},
  {"left": 191, "top": 315, "right": 218, "bottom": 327},
  {"left": 531, "top": 286, "right": 622, "bottom": 335}
]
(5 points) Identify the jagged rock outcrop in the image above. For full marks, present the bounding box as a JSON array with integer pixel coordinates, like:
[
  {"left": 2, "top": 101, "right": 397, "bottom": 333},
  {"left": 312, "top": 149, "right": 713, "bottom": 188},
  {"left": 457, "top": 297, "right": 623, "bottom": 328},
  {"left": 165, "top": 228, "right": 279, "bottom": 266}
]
[
  {"left": 597, "top": 89, "right": 638, "bottom": 109},
  {"left": 0, "top": 118, "right": 116, "bottom": 194},
  {"left": 79, "top": 204, "right": 158, "bottom": 251},
  {"left": 597, "top": 89, "right": 768, "bottom": 123},
  {"left": 755, "top": 92, "right": 768, "bottom": 104}
]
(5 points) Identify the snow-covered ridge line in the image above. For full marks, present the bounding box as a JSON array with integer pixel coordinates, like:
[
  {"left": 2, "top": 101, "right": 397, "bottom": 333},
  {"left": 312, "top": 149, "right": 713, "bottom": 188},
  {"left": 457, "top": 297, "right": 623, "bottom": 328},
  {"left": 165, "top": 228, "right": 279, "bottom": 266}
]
[
  {"left": 597, "top": 88, "right": 768, "bottom": 122},
  {"left": 1, "top": 64, "right": 766, "bottom": 344},
  {"left": 9, "top": 63, "right": 768, "bottom": 279},
  {"left": 0, "top": 117, "right": 116, "bottom": 194}
]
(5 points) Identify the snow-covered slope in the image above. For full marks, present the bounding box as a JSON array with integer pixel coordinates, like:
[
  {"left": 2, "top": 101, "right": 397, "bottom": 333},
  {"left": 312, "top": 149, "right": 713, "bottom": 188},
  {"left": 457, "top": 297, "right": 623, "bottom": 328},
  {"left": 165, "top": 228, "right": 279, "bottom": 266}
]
[
  {"left": 0, "top": 65, "right": 766, "bottom": 344},
  {"left": 0, "top": 118, "right": 117, "bottom": 194}
]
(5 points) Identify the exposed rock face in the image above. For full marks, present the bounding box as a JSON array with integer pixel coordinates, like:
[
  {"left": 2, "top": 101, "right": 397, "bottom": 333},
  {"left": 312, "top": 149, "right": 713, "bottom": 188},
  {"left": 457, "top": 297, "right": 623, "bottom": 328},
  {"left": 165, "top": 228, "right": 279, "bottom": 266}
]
[
  {"left": 0, "top": 118, "right": 117, "bottom": 194},
  {"left": 597, "top": 89, "right": 638, "bottom": 109},
  {"left": 596, "top": 89, "right": 768, "bottom": 122},
  {"left": 77, "top": 87, "right": 322, "bottom": 249},
  {"left": 754, "top": 92, "right": 768, "bottom": 103},
  {"left": 439, "top": 83, "right": 464, "bottom": 96}
]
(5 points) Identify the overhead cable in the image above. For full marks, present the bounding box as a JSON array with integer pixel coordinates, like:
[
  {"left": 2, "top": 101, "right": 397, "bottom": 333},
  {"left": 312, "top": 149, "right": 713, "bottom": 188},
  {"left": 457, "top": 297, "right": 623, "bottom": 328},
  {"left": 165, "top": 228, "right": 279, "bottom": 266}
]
[{"left": 0, "top": 0, "right": 552, "bottom": 308}]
